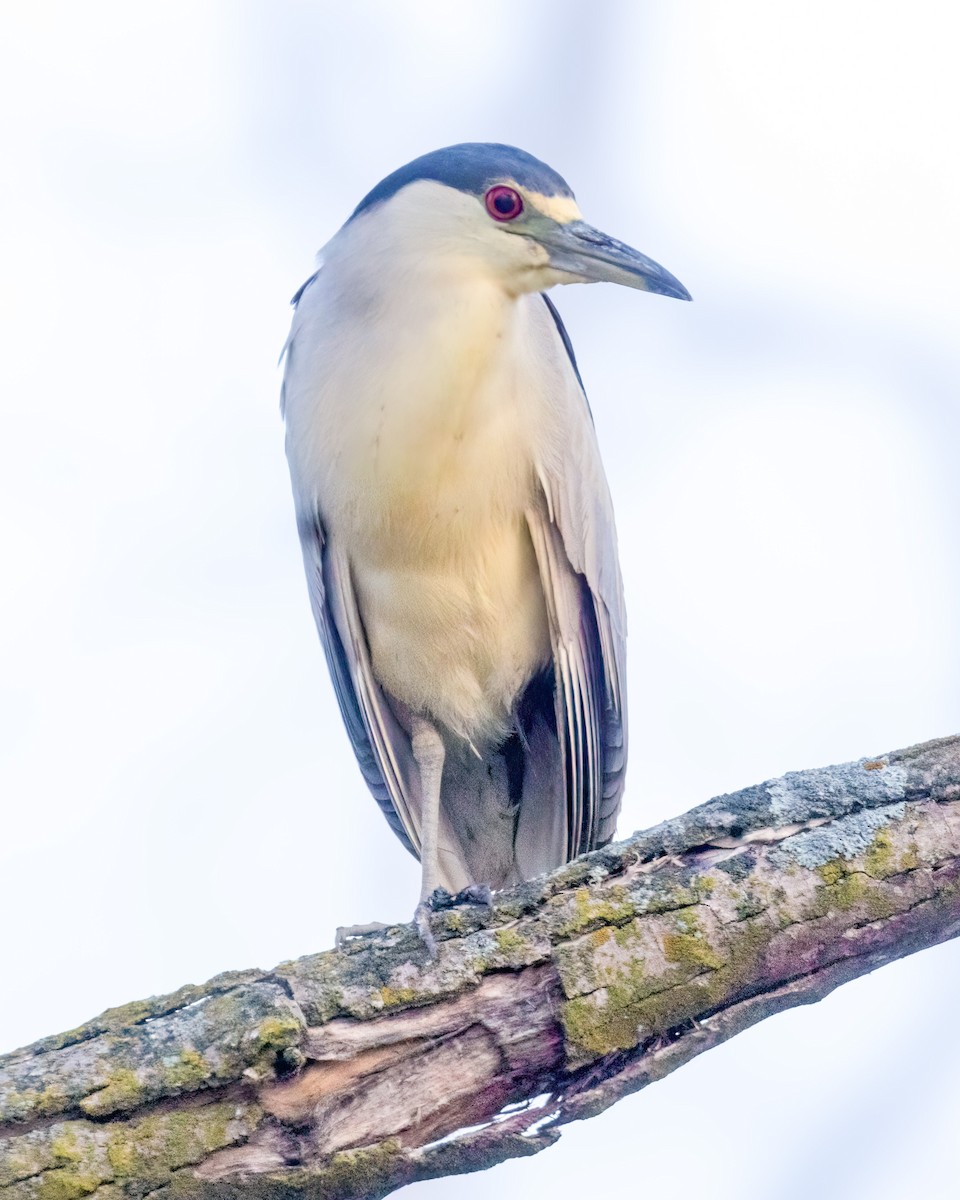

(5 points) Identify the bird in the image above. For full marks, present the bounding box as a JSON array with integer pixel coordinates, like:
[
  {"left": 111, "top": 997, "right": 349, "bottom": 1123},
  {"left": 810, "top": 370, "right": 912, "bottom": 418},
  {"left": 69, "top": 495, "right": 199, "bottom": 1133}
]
[{"left": 281, "top": 143, "right": 689, "bottom": 928}]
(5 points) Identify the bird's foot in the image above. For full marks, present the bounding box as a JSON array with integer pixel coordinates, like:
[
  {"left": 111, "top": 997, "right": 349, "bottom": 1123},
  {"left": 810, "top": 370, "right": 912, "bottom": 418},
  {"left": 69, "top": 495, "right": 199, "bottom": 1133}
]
[
  {"left": 335, "top": 921, "right": 390, "bottom": 950},
  {"left": 425, "top": 884, "right": 493, "bottom": 911},
  {"left": 414, "top": 886, "right": 495, "bottom": 959}
]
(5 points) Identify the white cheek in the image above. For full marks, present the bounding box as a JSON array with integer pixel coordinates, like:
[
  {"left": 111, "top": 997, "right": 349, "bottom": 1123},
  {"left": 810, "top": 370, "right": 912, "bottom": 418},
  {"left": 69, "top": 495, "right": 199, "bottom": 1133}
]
[
  {"left": 506, "top": 238, "right": 582, "bottom": 294},
  {"left": 492, "top": 232, "right": 551, "bottom": 282},
  {"left": 520, "top": 237, "right": 550, "bottom": 267}
]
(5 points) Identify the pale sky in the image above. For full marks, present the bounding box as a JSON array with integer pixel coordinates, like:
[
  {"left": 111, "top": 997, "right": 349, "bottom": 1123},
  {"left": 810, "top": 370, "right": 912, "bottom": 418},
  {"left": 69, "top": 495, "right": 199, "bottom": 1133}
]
[{"left": 2, "top": 3, "right": 958, "bottom": 1198}]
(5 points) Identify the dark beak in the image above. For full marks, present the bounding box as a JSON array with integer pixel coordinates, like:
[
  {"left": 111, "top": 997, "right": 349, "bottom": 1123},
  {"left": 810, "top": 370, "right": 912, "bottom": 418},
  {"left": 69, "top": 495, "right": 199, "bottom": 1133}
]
[{"left": 539, "top": 220, "right": 691, "bottom": 300}]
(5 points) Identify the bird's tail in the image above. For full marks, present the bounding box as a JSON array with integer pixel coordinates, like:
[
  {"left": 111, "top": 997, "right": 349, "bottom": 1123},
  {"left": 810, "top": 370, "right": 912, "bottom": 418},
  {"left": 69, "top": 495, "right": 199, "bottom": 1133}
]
[{"left": 436, "top": 675, "right": 566, "bottom": 890}]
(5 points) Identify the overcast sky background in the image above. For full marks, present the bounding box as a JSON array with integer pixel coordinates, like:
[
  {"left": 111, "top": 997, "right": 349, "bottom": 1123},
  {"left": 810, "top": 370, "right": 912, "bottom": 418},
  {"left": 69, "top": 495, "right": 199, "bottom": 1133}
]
[{"left": 2, "top": 3, "right": 959, "bottom": 1197}]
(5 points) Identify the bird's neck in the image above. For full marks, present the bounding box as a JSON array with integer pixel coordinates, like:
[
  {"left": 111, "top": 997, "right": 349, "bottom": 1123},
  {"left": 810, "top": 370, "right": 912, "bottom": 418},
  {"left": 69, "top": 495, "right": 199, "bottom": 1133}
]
[
  {"left": 309, "top": 256, "right": 543, "bottom": 559},
  {"left": 330, "top": 233, "right": 525, "bottom": 423}
]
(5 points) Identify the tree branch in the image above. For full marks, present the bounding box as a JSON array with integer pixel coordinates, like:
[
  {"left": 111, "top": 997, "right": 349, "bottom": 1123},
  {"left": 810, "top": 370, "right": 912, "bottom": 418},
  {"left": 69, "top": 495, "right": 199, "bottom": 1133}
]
[{"left": 3, "top": 734, "right": 959, "bottom": 1200}]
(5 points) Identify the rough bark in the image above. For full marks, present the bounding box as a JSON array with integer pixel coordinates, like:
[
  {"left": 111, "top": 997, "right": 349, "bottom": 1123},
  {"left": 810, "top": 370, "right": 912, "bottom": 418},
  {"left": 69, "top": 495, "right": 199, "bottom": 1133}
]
[{"left": 2, "top": 734, "right": 959, "bottom": 1200}]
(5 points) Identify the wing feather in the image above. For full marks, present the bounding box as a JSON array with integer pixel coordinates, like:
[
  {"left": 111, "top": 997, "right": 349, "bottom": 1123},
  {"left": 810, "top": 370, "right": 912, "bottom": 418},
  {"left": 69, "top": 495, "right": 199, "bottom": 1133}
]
[
  {"left": 296, "top": 510, "right": 422, "bottom": 856},
  {"left": 526, "top": 295, "right": 628, "bottom": 854},
  {"left": 285, "top": 270, "right": 424, "bottom": 860}
]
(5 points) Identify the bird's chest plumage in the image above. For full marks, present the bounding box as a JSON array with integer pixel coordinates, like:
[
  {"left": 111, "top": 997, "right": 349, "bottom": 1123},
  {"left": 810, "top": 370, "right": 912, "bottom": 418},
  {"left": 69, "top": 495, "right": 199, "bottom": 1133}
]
[{"left": 297, "top": 283, "right": 553, "bottom": 743}]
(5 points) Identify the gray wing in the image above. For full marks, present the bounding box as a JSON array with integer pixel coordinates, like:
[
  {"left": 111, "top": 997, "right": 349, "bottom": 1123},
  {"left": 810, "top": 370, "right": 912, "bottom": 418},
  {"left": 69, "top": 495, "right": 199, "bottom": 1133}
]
[
  {"left": 295, "top": 510, "right": 423, "bottom": 858},
  {"left": 283, "top": 275, "right": 422, "bottom": 861},
  {"left": 525, "top": 295, "right": 628, "bottom": 858}
]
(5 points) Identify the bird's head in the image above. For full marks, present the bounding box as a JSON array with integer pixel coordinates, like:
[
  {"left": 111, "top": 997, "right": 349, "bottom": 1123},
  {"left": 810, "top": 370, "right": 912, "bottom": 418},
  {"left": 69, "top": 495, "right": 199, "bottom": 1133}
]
[{"left": 343, "top": 142, "right": 691, "bottom": 301}]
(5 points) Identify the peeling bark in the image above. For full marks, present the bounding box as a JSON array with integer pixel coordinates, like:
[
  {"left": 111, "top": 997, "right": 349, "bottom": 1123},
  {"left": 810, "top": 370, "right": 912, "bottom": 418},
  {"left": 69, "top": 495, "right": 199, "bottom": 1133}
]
[{"left": 2, "top": 734, "right": 959, "bottom": 1200}]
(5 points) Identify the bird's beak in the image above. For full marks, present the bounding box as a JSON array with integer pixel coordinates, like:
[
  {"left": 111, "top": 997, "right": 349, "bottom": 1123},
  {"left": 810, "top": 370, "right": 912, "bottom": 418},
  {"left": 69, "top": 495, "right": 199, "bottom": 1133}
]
[{"left": 538, "top": 219, "right": 691, "bottom": 300}]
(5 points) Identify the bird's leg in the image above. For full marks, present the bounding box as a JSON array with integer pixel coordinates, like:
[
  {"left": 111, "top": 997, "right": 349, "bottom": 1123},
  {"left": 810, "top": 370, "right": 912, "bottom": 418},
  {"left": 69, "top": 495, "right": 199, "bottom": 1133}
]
[
  {"left": 411, "top": 715, "right": 445, "bottom": 954},
  {"left": 412, "top": 716, "right": 446, "bottom": 899}
]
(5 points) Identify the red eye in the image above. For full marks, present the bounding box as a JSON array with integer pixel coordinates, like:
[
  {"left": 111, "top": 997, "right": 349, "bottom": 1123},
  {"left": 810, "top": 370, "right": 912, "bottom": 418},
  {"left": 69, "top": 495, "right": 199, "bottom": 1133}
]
[{"left": 485, "top": 185, "right": 523, "bottom": 222}]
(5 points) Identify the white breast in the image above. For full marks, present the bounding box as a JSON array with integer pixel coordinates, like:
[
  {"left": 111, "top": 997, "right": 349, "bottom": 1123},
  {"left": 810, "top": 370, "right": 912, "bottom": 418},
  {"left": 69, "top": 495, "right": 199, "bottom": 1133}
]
[{"left": 284, "top": 240, "right": 556, "bottom": 746}]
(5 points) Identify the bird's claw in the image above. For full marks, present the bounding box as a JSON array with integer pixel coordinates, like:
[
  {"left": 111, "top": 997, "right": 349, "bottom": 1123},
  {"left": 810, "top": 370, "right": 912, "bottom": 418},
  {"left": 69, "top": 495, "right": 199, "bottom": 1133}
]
[
  {"left": 335, "top": 921, "right": 389, "bottom": 950},
  {"left": 413, "top": 901, "right": 439, "bottom": 959}
]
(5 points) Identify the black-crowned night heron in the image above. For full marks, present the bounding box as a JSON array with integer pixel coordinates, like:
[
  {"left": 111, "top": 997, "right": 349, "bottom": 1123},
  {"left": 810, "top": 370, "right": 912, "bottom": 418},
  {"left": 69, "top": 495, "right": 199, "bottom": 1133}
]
[{"left": 281, "top": 143, "right": 689, "bottom": 929}]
